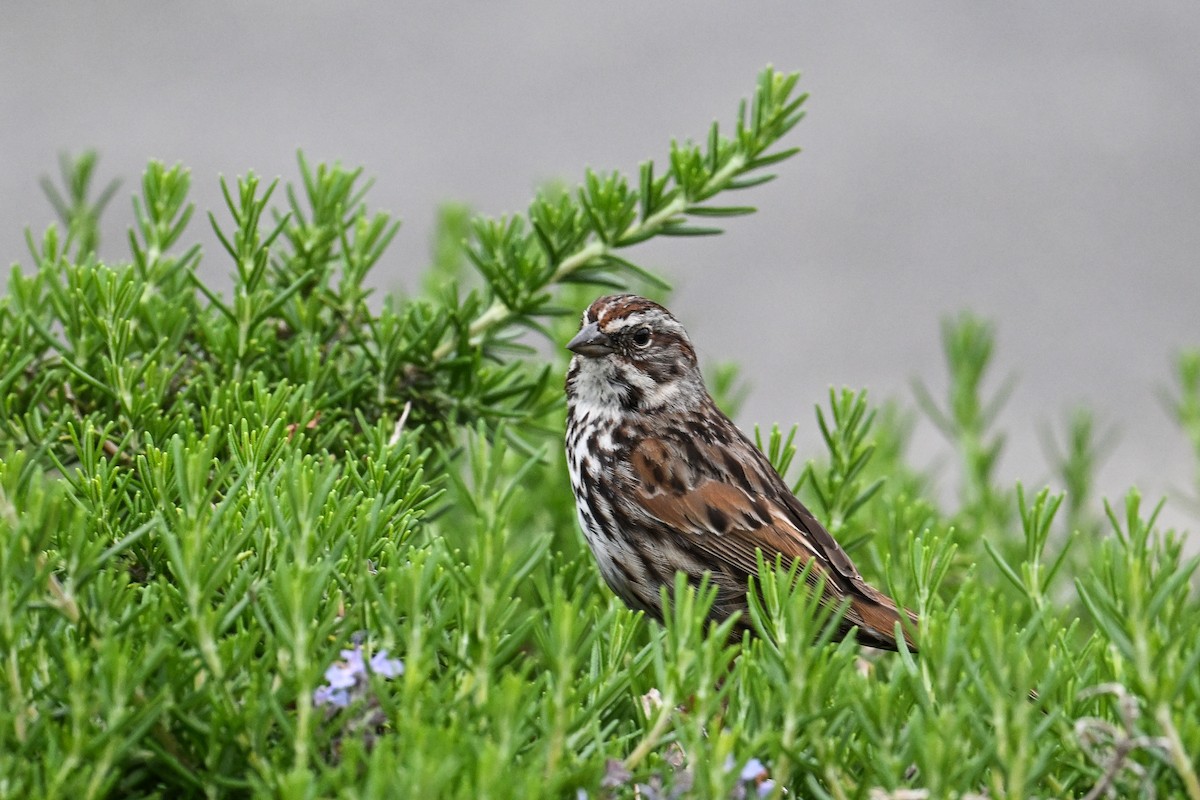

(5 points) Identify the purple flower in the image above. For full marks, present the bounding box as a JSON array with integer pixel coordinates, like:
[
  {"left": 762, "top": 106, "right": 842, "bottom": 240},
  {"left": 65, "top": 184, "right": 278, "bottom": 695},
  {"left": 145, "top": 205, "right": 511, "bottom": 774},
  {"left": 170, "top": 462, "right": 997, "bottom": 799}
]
[
  {"left": 313, "top": 684, "right": 351, "bottom": 709},
  {"left": 740, "top": 758, "right": 767, "bottom": 782},
  {"left": 313, "top": 644, "right": 405, "bottom": 708},
  {"left": 323, "top": 650, "right": 363, "bottom": 689},
  {"left": 724, "top": 755, "right": 774, "bottom": 798},
  {"left": 369, "top": 651, "right": 405, "bottom": 678}
]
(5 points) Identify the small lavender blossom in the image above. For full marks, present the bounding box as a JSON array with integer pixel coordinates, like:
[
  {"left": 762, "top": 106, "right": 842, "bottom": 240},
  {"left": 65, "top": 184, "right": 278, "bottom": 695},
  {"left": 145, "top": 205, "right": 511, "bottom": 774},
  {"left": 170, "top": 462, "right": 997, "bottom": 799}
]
[
  {"left": 725, "top": 755, "right": 774, "bottom": 799},
  {"left": 740, "top": 758, "right": 767, "bottom": 782},
  {"left": 369, "top": 650, "right": 404, "bottom": 678},
  {"left": 312, "top": 684, "right": 351, "bottom": 709},
  {"left": 323, "top": 649, "right": 364, "bottom": 689},
  {"left": 313, "top": 644, "right": 405, "bottom": 708}
]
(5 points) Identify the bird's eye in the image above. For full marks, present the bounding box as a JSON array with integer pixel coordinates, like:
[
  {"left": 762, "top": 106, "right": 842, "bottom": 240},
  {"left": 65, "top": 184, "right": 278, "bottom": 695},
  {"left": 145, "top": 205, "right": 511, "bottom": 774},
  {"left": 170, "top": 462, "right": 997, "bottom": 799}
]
[{"left": 632, "top": 327, "right": 652, "bottom": 348}]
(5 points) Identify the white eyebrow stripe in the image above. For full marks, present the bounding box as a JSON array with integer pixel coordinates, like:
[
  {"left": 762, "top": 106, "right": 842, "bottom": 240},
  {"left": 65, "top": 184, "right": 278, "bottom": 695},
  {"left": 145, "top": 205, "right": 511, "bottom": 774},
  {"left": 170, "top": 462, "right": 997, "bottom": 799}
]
[
  {"left": 603, "top": 313, "right": 685, "bottom": 337},
  {"left": 605, "top": 313, "right": 650, "bottom": 331}
]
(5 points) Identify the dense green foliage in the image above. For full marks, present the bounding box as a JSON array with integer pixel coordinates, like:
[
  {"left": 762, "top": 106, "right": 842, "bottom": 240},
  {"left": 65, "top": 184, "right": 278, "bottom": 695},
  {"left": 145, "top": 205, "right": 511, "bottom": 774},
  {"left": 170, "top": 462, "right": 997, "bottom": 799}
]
[{"left": 2, "top": 68, "right": 1198, "bottom": 799}]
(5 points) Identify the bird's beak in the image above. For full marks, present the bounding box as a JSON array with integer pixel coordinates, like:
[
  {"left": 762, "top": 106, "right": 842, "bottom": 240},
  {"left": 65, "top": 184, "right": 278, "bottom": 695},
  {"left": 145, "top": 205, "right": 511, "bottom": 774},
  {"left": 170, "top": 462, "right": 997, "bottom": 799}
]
[{"left": 567, "top": 322, "right": 615, "bottom": 357}]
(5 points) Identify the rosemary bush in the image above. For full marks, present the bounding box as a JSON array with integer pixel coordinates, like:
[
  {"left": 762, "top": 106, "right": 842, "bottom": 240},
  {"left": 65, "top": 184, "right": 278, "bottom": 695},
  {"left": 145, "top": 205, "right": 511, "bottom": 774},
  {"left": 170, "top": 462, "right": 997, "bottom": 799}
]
[{"left": 1, "top": 68, "right": 1198, "bottom": 799}]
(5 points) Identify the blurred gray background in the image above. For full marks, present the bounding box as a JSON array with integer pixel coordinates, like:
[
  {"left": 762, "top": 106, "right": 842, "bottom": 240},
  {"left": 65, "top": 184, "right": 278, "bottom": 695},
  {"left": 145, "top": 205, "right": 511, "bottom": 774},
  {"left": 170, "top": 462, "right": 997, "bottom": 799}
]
[{"left": 4, "top": 2, "right": 1199, "bottom": 530}]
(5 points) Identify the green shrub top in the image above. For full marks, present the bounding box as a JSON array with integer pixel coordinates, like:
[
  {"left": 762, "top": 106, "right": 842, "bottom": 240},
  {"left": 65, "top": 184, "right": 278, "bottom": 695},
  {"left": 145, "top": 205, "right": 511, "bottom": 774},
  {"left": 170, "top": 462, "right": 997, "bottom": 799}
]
[{"left": 2, "top": 68, "right": 1199, "bottom": 800}]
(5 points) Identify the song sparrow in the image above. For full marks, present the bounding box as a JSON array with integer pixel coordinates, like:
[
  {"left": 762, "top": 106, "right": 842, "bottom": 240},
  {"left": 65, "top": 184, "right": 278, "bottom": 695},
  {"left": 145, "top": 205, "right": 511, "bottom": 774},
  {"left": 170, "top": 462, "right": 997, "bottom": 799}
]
[{"left": 564, "top": 294, "right": 916, "bottom": 651}]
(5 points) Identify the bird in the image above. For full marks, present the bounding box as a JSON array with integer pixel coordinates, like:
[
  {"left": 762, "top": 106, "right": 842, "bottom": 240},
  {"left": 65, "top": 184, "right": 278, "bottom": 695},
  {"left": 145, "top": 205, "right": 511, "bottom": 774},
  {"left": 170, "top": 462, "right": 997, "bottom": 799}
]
[{"left": 564, "top": 294, "right": 916, "bottom": 651}]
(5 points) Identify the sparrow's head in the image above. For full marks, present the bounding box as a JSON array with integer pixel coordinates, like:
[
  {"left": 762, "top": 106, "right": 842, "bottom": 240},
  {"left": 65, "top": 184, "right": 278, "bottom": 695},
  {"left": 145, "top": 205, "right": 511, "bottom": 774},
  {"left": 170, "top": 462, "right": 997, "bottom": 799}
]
[{"left": 565, "top": 294, "right": 705, "bottom": 412}]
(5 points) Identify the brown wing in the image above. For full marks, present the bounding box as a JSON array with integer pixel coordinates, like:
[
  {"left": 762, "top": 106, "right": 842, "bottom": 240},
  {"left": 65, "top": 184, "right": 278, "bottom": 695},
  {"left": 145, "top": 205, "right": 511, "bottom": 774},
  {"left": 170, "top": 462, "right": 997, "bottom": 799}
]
[{"left": 629, "top": 421, "right": 917, "bottom": 651}]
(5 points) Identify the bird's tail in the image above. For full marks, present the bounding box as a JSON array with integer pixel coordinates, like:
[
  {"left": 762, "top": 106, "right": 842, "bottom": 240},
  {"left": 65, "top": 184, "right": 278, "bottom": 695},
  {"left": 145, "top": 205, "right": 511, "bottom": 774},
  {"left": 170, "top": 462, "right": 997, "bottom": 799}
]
[{"left": 850, "top": 590, "right": 919, "bottom": 653}]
